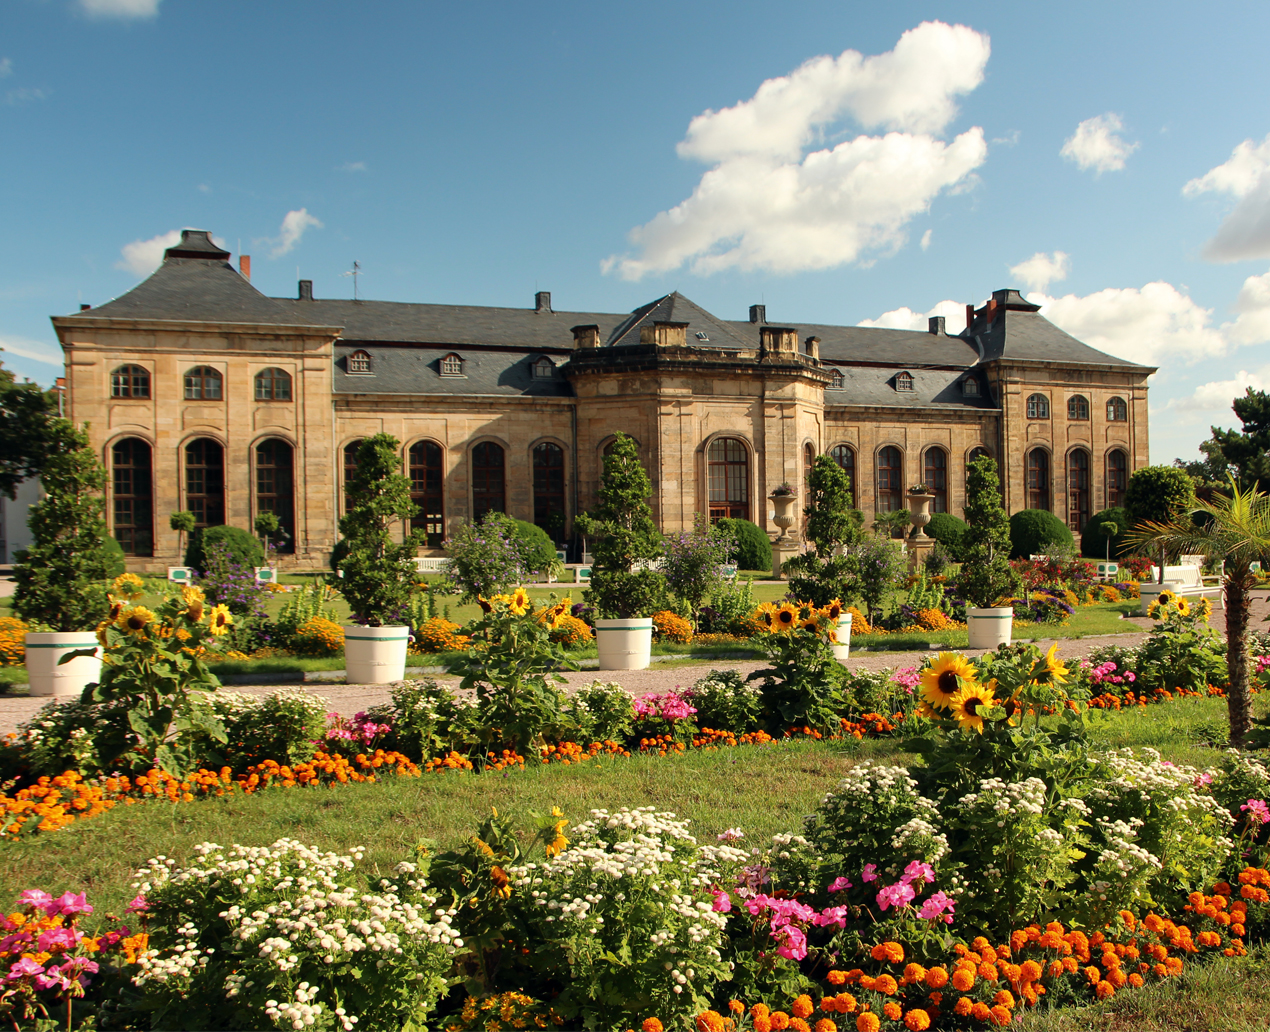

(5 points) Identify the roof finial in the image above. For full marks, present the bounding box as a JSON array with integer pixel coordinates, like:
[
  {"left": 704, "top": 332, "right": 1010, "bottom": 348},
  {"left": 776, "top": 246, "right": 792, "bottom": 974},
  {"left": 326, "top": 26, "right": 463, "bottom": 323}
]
[{"left": 342, "top": 260, "right": 361, "bottom": 301}]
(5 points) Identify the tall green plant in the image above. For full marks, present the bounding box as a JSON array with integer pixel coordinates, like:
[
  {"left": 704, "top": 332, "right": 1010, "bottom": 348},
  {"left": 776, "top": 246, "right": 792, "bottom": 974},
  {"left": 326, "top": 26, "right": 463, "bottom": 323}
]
[
  {"left": 12, "top": 421, "right": 112, "bottom": 632},
  {"left": 1124, "top": 465, "right": 1195, "bottom": 583},
  {"left": 575, "top": 432, "right": 665, "bottom": 619},
  {"left": 958, "top": 455, "right": 1017, "bottom": 609},
  {"left": 784, "top": 454, "right": 862, "bottom": 606},
  {"left": 335, "top": 434, "right": 421, "bottom": 625}
]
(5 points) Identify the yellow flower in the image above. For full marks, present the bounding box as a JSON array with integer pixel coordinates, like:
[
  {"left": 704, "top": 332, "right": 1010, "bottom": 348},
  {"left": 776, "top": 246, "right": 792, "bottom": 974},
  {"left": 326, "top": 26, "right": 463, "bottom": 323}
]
[
  {"left": 546, "top": 806, "right": 569, "bottom": 856},
  {"left": 949, "top": 682, "right": 996, "bottom": 734},
  {"left": 207, "top": 605, "right": 233, "bottom": 636},
  {"left": 507, "top": 587, "right": 531, "bottom": 616},
  {"left": 823, "top": 598, "right": 843, "bottom": 622},
  {"left": 1175, "top": 598, "right": 1191, "bottom": 617},
  {"left": 1035, "top": 643, "right": 1069, "bottom": 685},
  {"left": 921, "top": 652, "right": 977, "bottom": 711},
  {"left": 111, "top": 573, "right": 145, "bottom": 601},
  {"left": 116, "top": 605, "right": 155, "bottom": 637},
  {"left": 180, "top": 584, "right": 205, "bottom": 606},
  {"left": 773, "top": 603, "right": 799, "bottom": 632},
  {"left": 478, "top": 595, "right": 494, "bottom": 614}
]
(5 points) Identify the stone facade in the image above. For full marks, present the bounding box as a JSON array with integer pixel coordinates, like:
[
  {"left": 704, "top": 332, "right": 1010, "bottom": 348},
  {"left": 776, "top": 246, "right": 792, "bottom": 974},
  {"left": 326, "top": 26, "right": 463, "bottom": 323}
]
[{"left": 50, "top": 230, "right": 1155, "bottom": 572}]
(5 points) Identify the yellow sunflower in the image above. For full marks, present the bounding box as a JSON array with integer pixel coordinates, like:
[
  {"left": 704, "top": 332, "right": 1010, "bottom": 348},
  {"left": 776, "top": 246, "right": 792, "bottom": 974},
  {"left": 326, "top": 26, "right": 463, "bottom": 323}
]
[
  {"left": 180, "top": 584, "right": 205, "bottom": 606},
  {"left": 998, "top": 688, "right": 1022, "bottom": 726},
  {"left": 507, "top": 587, "right": 531, "bottom": 616},
  {"left": 207, "top": 604, "right": 234, "bottom": 636},
  {"left": 949, "top": 682, "right": 997, "bottom": 735},
  {"left": 116, "top": 605, "right": 155, "bottom": 637},
  {"left": 1158, "top": 588, "right": 1176, "bottom": 607},
  {"left": 1036, "top": 643, "right": 1069, "bottom": 685},
  {"left": 773, "top": 603, "right": 799, "bottom": 632},
  {"left": 478, "top": 595, "right": 494, "bottom": 614},
  {"left": 106, "top": 599, "right": 125, "bottom": 624},
  {"left": 111, "top": 573, "right": 146, "bottom": 601},
  {"left": 824, "top": 598, "right": 843, "bottom": 622},
  {"left": 921, "top": 652, "right": 977, "bottom": 711},
  {"left": 1175, "top": 598, "right": 1191, "bottom": 617}
]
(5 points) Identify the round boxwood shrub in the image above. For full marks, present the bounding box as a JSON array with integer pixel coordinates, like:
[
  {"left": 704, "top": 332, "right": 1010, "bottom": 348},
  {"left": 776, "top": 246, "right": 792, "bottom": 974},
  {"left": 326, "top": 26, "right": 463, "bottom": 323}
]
[
  {"left": 329, "top": 537, "right": 350, "bottom": 573},
  {"left": 1009, "top": 509, "right": 1074, "bottom": 559},
  {"left": 924, "top": 512, "right": 968, "bottom": 558},
  {"left": 512, "top": 519, "right": 558, "bottom": 576},
  {"left": 715, "top": 517, "right": 772, "bottom": 572},
  {"left": 1080, "top": 506, "right": 1129, "bottom": 559},
  {"left": 185, "top": 524, "right": 265, "bottom": 572}
]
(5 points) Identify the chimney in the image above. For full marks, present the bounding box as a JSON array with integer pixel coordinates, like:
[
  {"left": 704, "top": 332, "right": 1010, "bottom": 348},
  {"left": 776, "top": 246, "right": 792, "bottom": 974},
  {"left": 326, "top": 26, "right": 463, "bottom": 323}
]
[
  {"left": 571, "top": 324, "right": 600, "bottom": 349},
  {"left": 640, "top": 321, "right": 688, "bottom": 346},
  {"left": 928, "top": 316, "right": 945, "bottom": 335},
  {"left": 79, "top": 303, "right": 91, "bottom": 311},
  {"left": 749, "top": 304, "right": 766, "bottom": 324},
  {"left": 535, "top": 291, "right": 552, "bottom": 313},
  {"left": 239, "top": 255, "right": 251, "bottom": 281},
  {"left": 804, "top": 336, "right": 820, "bottom": 359},
  {"left": 760, "top": 326, "right": 797, "bottom": 353},
  {"left": 966, "top": 304, "right": 975, "bottom": 330},
  {"left": 298, "top": 280, "right": 314, "bottom": 301}
]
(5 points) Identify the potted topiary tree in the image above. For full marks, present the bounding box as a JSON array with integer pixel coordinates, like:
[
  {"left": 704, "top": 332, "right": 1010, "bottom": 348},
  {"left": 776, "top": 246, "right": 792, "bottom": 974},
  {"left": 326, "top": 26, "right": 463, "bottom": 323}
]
[
  {"left": 12, "top": 421, "right": 111, "bottom": 697},
  {"left": 959, "top": 454, "right": 1019, "bottom": 649},
  {"left": 169, "top": 511, "right": 196, "bottom": 580},
  {"left": 335, "top": 434, "right": 422, "bottom": 683},
  {"left": 575, "top": 432, "right": 666, "bottom": 670}
]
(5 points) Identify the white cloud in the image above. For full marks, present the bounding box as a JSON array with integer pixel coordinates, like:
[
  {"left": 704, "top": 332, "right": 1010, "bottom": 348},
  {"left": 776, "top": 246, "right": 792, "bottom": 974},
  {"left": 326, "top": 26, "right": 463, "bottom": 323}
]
[
  {"left": 0, "top": 58, "right": 12, "bottom": 78},
  {"left": 0, "top": 334, "right": 63, "bottom": 367},
  {"left": 78, "top": 0, "right": 161, "bottom": 19},
  {"left": 267, "top": 209, "right": 323, "bottom": 259},
  {"left": 858, "top": 298, "right": 968, "bottom": 334},
  {"left": 1183, "top": 134, "right": 1270, "bottom": 262},
  {"left": 920, "top": 229, "right": 932, "bottom": 251},
  {"left": 5, "top": 87, "right": 46, "bottom": 106},
  {"left": 603, "top": 21, "right": 990, "bottom": 280},
  {"left": 1008, "top": 250, "right": 1069, "bottom": 293},
  {"left": 116, "top": 228, "right": 227, "bottom": 277},
  {"left": 1060, "top": 113, "right": 1138, "bottom": 174},
  {"left": 1225, "top": 267, "right": 1270, "bottom": 344},
  {"left": 338, "top": 161, "right": 367, "bottom": 173},
  {"left": 1163, "top": 370, "right": 1265, "bottom": 413}
]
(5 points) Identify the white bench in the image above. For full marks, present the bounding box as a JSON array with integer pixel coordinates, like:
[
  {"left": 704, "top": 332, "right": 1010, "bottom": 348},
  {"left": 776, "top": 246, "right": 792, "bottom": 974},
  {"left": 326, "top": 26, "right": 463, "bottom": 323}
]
[
  {"left": 1140, "top": 564, "right": 1224, "bottom": 613},
  {"left": 413, "top": 557, "right": 452, "bottom": 575}
]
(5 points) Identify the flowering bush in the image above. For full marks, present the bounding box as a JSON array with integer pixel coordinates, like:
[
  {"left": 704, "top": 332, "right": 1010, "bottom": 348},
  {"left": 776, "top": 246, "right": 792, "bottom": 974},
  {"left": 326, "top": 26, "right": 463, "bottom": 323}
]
[
  {"left": 687, "top": 669, "right": 762, "bottom": 734},
  {"left": 291, "top": 616, "right": 345, "bottom": 656},
  {"left": 0, "top": 615, "right": 27, "bottom": 665},
  {"left": 749, "top": 601, "right": 847, "bottom": 732},
  {"left": 633, "top": 690, "right": 699, "bottom": 743},
  {"left": 196, "top": 540, "right": 273, "bottom": 651},
  {"left": 565, "top": 680, "right": 635, "bottom": 743},
  {"left": 322, "top": 710, "right": 393, "bottom": 759},
  {"left": 660, "top": 513, "right": 735, "bottom": 628},
  {"left": 132, "top": 838, "right": 463, "bottom": 1031},
  {"left": 413, "top": 615, "right": 471, "bottom": 653},
  {"left": 653, "top": 609, "right": 694, "bottom": 644},
  {"left": 1137, "top": 591, "right": 1226, "bottom": 693},
  {"left": 548, "top": 613, "right": 593, "bottom": 649},
  {"left": 443, "top": 511, "right": 528, "bottom": 602}
]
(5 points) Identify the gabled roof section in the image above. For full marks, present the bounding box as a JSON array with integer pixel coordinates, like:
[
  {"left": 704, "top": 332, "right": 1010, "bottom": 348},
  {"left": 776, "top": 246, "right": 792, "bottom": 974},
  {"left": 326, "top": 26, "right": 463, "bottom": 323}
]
[
  {"left": 606, "top": 292, "right": 756, "bottom": 349},
  {"left": 332, "top": 343, "right": 572, "bottom": 398}
]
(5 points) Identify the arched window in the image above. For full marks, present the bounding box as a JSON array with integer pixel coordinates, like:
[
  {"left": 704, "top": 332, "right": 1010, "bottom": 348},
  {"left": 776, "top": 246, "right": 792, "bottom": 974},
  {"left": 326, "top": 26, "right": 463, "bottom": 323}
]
[
  {"left": 1067, "top": 450, "right": 1090, "bottom": 533},
  {"left": 472, "top": 441, "right": 506, "bottom": 520},
  {"left": 532, "top": 357, "right": 555, "bottom": 379},
  {"left": 707, "top": 438, "right": 749, "bottom": 521},
  {"left": 185, "top": 438, "right": 225, "bottom": 528},
  {"left": 256, "top": 439, "right": 295, "bottom": 553},
  {"left": 1106, "top": 396, "right": 1128, "bottom": 422},
  {"left": 342, "top": 440, "right": 363, "bottom": 514},
  {"left": 1027, "top": 449, "right": 1050, "bottom": 512},
  {"left": 895, "top": 372, "right": 914, "bottom": 392},
  {"left": 828, "top": 368, "right": 845, "bottom": 390},
  {"left": 440, "top": 353, "right": 463, "bottom": 377},
  {"left": 1107, "top": 449, "right": 1128, "bottom": 508},
  {"left": 830, "top": 444, "right": 857, "bottom": 507},
  {"left": 533, "top": 442, "right": 567, "bottom": 540},
  {"left": 409, "top": 440, "right": 445, "bottom": 547},
  {"left": 1067, "top": 395, "right": 1090, "bottom": 420},
  {"left": 923, "top": 447, "right": 948, "bottom": 514},
  {"left": 876, "top": 446, "right": 903, "bottom": 513},
  {"left": 111, "top": 365, "right": 150, "bottom": 399},
  {"left": 111, "top": 438, "right": 153, "bottom": 556},
  {"left": 184, "top": 366, "right": 222, "bottom": 400},
  {"left": 1026, "top": 394, "right": 1050, "bottom": 419},
  {"left": 961, "top": 378, "right": 980, "bottom": 397},
  {"left": 348, "top": 350, "right": 372, "bottom": 374},
  {"left": 254, "top": 368, "right": 292, "bottom": 401}
]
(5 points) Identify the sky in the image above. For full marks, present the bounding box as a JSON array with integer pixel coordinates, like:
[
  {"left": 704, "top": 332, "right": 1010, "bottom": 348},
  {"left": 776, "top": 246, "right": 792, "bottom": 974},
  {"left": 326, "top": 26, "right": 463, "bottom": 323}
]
[{"left": 2, "top": 0, "right": 1270, "bottom": 465}]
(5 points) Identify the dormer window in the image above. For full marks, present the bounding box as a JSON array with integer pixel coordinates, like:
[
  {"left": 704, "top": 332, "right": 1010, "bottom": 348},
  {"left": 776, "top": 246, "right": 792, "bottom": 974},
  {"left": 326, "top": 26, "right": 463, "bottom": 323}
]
[
  {"left": 895, "top": 371, "right": 914, "bottom": 392},
  {"left": 532, "top": 356, "right": 555, "bottom": 378},
  {"left": 828, "top": 368, "right": 845, "bottom": 390},
  {"left": 348, "top": 350, "right": 372, "bottom": 374},
  {"left": 962, "top": 378, "right": 980, "bottom": 397},
  {"left": 695, "top": 331, "right": 710, "bottom": 342},
  {"left": 440, "top": 353, "right": 464, "bottom": 377}
]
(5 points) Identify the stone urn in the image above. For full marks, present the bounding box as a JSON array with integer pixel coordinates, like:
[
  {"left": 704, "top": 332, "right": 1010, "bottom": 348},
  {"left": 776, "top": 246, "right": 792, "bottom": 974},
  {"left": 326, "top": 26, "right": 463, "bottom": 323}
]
[
  {"left": 769, "top": 491, "right": 798, "bottom": 540},
  {"left": 907, "top": 491, "right": 935, "bottom": 540}
]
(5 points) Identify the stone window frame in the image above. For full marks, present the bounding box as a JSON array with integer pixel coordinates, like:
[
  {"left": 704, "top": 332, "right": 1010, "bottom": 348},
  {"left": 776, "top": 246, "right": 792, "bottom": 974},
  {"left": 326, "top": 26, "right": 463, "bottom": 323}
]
[
  {"left": 252, "top": 434, "right": 297, "bottom": 554},
  {"left": 828, "top": 368, "right": 845, "bottom": 390},
  {"left": 1066, "top": 446, "right": 1091, "bottom": 533},
  {"left": 1106, "top": 396, "right": 1128, "bottom": 422},
  {"left": 875, "top": 444, "right": 905, "bottom": 513},
  {"left": 702, "top": 433, "right": 753, "bottom": 523},
  {"left": 1067, "top": 394, "right": 1090, "bottom": 421},
  {"left": 110, "top": 363, "right": 151, "bottom": 399},
  {"left": 961, "top": 377, "right": 980, "bottom": 397},
  {"left": 183, "top": 366, "right": 223, "bottom": 401},
  {"left": 108, "top": 433, "right": 155, "bottom": 557},
  {"left": 531, "top": 356, "right": 556, "bottom": 379},
  {"left": 407, "top": 437, "right": 446, "bottom": 547},
  {"left": 1105, "top": 447, "right": 1129, "bottom": 508},
  {"left": 254, "top": 367, "right": 293, "bottom": 402},
  {"left": 347, "top": 350, "right": 373, "bottom": 375},
  {"left": 828, "top": 443, "right": 858, "bottom": 508},
  {"left": 894, "top": 371, "right": 915, "bottom": 392},
  {"left": 1026, "top": 393, "right": 1050, "bottom": 420},
  {"left": 440, "top": 353, "right": 465, "bottom": 377}
]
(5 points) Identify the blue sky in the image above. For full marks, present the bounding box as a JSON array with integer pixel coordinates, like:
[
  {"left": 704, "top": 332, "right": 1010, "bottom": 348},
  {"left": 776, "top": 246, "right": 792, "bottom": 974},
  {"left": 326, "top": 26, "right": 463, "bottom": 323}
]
[{"left": 3, "top": 0, "right": 1270, "bottom": 464}]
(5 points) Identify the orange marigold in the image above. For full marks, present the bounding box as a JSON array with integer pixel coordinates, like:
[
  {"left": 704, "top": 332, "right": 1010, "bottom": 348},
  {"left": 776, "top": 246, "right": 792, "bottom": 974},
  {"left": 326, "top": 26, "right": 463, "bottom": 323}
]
[
  {"left": 903, "top": 1010, "right": 931, "bottom": 1032},
  {"left": 1019, "top": 960, "right": 1043, "bottom": 982},
  {"left": 696, "top": 1011, "right": 726, "bottom": 1032},
  {"left": 642, "top": 1021, "right": 664, "bottom": 1032},
  {"left": 1095, "top": 981, "right": 1115, "bottom": 1000},
  {"left": 951, "top": 969, "right": 975, "bottom": 992},
  {"left": 989, "top": 1005, "right": 1011, "bottom": 1027},
  {"left": 789, "top": 1020, "right": 811, "bottom": 1032},
  {"left": 754, "top": 1019, "right": 773, "bottom": 1032},
  {"left": 854, "top": 1014, "right": 880, "bottom": 1032},
  {"left": 953, "top": 998, "right": 973, "bottom": 1017},
  {"left": 834, "top": 994, "right": 857, "bottom": 1014},
  {"left": 826, "top": 970, "right": 848, "bottom": 987},
  {"left": 882, "top": 1003, "right": 902, "bottom": 1021},
  {"left": 814, "top": 1021, "right": 837, "bottom": 1032},
  {"left": 902, "top": 963, "right": 926, "bottom": 984},
  {"left": 792, "top": 996, "right": 815, "bottom": 1020},
  {"left": 770, "top": 1012, "right": 791, "bottom": 1031},
  {"left": 993, "top": 990, "right": 1014, "bottom": 1009},
  {"left": 970, "top": 1002, "right": 992, "bottom": 1023},
  {"left": 872, "top": 975, "right": 898, "bottom": 996},
  {"left": 923, "top": 966, "right": 949, "bottom": 989}
]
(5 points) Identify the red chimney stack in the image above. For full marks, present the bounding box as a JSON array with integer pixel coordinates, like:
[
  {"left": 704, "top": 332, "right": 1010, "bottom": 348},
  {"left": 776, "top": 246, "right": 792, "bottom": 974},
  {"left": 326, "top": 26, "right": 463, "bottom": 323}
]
[{"left": 239, "top": 255, "right": 251, "bottom": 281}]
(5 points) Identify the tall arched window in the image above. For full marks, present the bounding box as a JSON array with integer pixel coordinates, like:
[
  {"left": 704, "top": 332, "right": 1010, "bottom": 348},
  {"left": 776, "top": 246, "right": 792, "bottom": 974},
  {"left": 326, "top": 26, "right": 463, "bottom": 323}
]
[
  {"left": 1026, "top": 394, "right": 1050, "bottom": 419},
  {"left": 923, "top": 447, "right": 948, "bottom": 513},
  {"left": 185, "top": 438, "right": 225, "bottom": 528},
  {"left": 1107, "top": 449, "right": 1128, "bottom": 508},
  {"left": 803, "top": 443, "right": 816, "bottom": 496},
  {"left": 1106, "top": 396, "right": 1128, "bottom": 422},
  {"left": 256, "top": 439, "right": 295, "bottom": 553},
  {"left": 184, "top": 366, "right": 222, "bottom": 400},
  {"left": 472, "top": 441, "right": 506, "bottom": 520},
  {"left": 1067, "top": 395, "right": 1090, "bottom": 420},
  {"left": 342, "top": 440, "right": 363, "bottom": 515},
  {"left": 111, "top": 365, "right": 150, "bottom": 399},
  {"left": 1067, "top": 450, "right": 1090, "bottom": 533},
  {"left": 254, "top": 368, "right": 292, "bottom": 401},
  {"left": 111, "top": 437, "right": 153, "bottom": 556},
  {"left": 830, "top": 444, "right": 857, "bottom": 507},
  {"left": 707, "top": 438, "right": 749, "bottom": 521},
  {"left": 876, "top": 446, "right": 903, "bottom": 513},
  {"left": 533, "top": 442, "right": 567, "bottom": 540},
  {"left": 1027, "top": 449, "right": 1050, "bottom": 512},
  {"left": 409, "top": 440, "right": 445, "bottom": 547}
]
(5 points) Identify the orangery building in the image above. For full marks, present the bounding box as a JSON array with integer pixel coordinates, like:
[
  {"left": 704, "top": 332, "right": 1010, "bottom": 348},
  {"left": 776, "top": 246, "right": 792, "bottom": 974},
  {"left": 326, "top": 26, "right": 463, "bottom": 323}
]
[{"left": 51, "top": 230, "right": 1154, "bottom": 572}]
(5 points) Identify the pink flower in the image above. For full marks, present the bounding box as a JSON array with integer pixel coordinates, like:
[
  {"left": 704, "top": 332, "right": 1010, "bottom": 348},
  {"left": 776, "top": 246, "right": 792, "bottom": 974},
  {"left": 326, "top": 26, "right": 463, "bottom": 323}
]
[
  {"left": 36, "top": 927, "right": 80, "bottom": 953},
  {"left": 125, "top": 894, "right": 150, "bottom": 913},
  {"left": 712, "top": 890, "right": 732, "bottom": 913},
  {"left": 861, "top": 864, "right": 879, "bottom": 883},
  {"left": 775, "top": 924, "right": 808, "bottom": 961},
  {"left": 876, "top": 881, "right": 916, "bottom": 912},
  {"left": 50, "top": 892, "right": 92, "bottom": 917},
  {"left": 716, "top": 828, "right": 745, "bottom": 842},
  {"left": 17, "top": 890, "right": 54, "bottom": 913},
  {"left": 1241, "top": 799, "right": 1270, "bottom": 825},
  {"left": 901, "top": 861, "right": 934, "bottom": 886},
  {"left": 6, "top": 958, "right": 43, "bottom": 981},
  {"left": 918, "top": 891, "right": 957, "bottom": 925},
  {"left": 813, "top": 906, "right": 849, "bottom": 930},
  {"left": 1194, "top": 772, "right": 1213, "bottom": 788},
  {"left": 827, "top": 876, "right": 853, "bottom": 893}
]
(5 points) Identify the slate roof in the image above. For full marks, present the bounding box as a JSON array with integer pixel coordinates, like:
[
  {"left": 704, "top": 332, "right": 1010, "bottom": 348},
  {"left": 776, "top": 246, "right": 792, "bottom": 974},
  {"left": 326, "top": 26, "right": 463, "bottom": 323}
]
[
  {"left": 333, "top": 344, "right": 572, "bottom": 398},
  {"left": 606, "top": 292, "right": 757, "bottom": 350},
  {"left": 977, "top": 308, "right": 1145, "bottom": 368},
  {"left": 824, "top": 364, "right": 994, "bottom": 410}
]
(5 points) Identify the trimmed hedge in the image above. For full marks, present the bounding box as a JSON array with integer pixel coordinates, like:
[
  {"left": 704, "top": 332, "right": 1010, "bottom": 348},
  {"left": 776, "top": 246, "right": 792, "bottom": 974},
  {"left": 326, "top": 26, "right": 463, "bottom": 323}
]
[
  {"left": 185, "top": 525, "right": 265, "bottom": 572},
  {"left": 924, "top": 512, "right": 968, "bottom": 558},
  {"left": 512, "top": 519, "right": 558, "bottom": 576},
  {"left": 715, "top": 517, "right": 772, "bottom": 572},
  {"left": 1009, "top": 509, "right": 1074, "bottom": 559},
  {"left": 1080, "top": 506, "right": 1129, "bottom": 560}
]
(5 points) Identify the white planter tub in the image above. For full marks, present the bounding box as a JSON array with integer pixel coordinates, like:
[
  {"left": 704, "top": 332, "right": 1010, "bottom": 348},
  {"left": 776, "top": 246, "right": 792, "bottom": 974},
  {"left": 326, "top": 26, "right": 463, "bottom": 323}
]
[
  {"left": 830, "top": 613, "right": 853, "bottom": 664},
  {"left": 595, "top": 618, "right": 654, "bottom": 671},
  {"left": 25, "top": 632, "right": 102, "bottom": 698},
  {"left": 1139, "top": 581, "right": 1182, "bottom": 617},
  {"left": 966, "top": 607, "right": 1014, "bottom": 650},
  {"left": 343, "top": 625, "right": 411, "bottom": 684}
]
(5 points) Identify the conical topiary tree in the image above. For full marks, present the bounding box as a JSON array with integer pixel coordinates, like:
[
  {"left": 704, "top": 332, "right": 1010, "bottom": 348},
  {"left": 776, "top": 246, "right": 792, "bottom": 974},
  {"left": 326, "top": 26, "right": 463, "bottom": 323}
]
[
  {"left": 785, "top": 454, "right": 863, "bottom": 605},
  {"left": 959, "top": 454, "right": 1018, "bottom": 609}
]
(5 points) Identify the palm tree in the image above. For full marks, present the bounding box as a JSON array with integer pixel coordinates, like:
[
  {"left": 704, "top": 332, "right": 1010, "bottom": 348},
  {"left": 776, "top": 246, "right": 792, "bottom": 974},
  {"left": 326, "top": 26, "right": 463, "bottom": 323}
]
[{"left": 1125, "top": 478, "right": 1270, "bottom": 747}]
